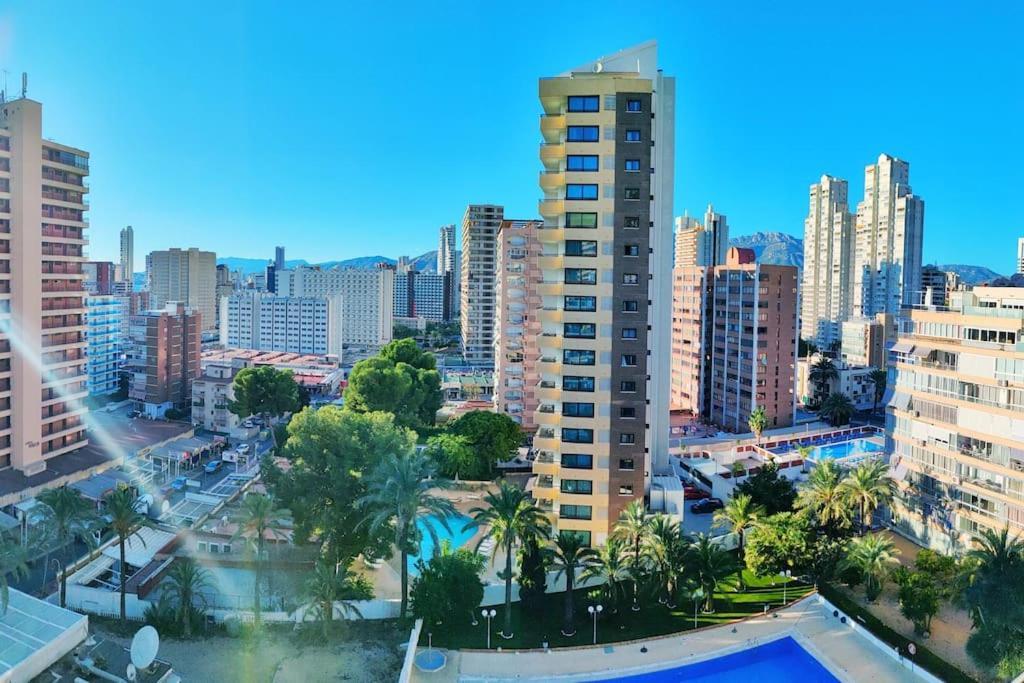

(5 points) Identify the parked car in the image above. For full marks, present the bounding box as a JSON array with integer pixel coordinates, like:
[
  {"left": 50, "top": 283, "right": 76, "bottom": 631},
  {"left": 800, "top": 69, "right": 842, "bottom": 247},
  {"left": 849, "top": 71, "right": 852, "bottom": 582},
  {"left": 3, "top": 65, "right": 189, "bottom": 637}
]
[
  {"left": 237, "top": 443, "right": 251, "bottom": 454},
  {"left": 127, "top": 410, "right": 140, "bottom": 418},
  {"left": 683, "top": 485, "right": 706, "bottom": 500},
  {"left": 170, "top": 476, "right": 188, "bottom": 492},
  {"left": 204, "top": 460, "right": 223, "bottom": 474},
  {"left": 689, "top": 497, "right": 724, "bottom": 514}
]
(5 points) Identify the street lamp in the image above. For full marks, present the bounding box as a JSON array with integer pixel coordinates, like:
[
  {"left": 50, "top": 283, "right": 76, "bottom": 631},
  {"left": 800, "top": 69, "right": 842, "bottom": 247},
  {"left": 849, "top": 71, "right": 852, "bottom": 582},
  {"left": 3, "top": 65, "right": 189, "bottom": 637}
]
[
  {"left": 781, "top": 570, "right": 792, "bottom": 605},
  {"left": 481, "top": 608, "right": 497, "bottom": 649},
  {"left": 587, "top": 604, "right": 603, "bottom": 644}
]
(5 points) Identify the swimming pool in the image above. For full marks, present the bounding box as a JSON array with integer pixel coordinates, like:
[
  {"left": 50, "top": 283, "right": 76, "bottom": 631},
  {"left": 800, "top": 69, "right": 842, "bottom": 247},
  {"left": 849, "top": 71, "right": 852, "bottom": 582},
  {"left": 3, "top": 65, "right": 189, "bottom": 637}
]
[
  {"left": 597, "top": 636, "right": 837, "bottom": 682},
  {"left": 809, "top": 437, "right": 885, "bottom": 461},
  {"left": 408, "top": 513, "right": 475, "bottom": 575}
]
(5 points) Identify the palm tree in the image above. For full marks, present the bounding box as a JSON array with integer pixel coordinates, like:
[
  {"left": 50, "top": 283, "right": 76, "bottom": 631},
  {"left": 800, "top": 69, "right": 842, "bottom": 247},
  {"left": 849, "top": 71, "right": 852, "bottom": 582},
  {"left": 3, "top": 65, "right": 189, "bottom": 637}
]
[
  {"left": 839, "top": 460, "right": 893, "bottom": 535},
  {"left": 809, "top": 357, "right": 839, "bottom": 399},
  {"left": 581, "top": 538, "right": 632, "bottom": 612},
  {"left": 232, "top": 493, "right": 292, "bottom": 626},
  {"left": 819, "top": 392, "right": 855, "bottom": 427},
  {"left": 464, "top": 481, "right": 549, "bottom": 638},
  {"left": 687, "top": 534, "right": 739, "bottom": 612},
  {"left": 357, "top": 451, "right": 454, "bottom": 620},
  {"left": 302, "top": 558, "right": 363, "bottom": 638},
  {"left": 712, "top": 493, "right": 765, "bottom": 559},
  {"left": 549, "top": 532, "right": 597, "bottom": 636},
  {"left": 642, "top": 515, "right": 685, "bottom": 606},
  {"left": 795, "top": 459, "right": 852, "bottom": 535},
  {"left": 163, "top": 558, "right": 213, "bottom": 638},
  {"left": 748, "top": 406, "right": 768, "bottom": 442},
  {"left": 613, "top": 500, "right": 651, "bottom": 609},
  {"left": 37, "top": 485, "right": 98, "bottom": 607},
  {"left": 0, "top": 533, "right": 28, "bottom": 614},
  {"left": 104, "top": 487, "right": 147, "bottom": 623},
  {"left": 868, "top": 369, "right": 888, "bottom": 415},
  {"left": 840, "top": 534, "right": 899, "bottom": 601}
]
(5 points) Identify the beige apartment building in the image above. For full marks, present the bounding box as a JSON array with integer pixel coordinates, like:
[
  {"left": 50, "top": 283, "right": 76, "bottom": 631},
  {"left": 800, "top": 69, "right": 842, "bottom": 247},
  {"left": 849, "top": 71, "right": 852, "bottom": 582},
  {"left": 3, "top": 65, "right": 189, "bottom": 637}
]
[
  {"left": 531, "top": 42, "right": 675, "bottom": 546},
  {"left": 801, "top": 175, "right": 854, "bottom": 349},
  {"left": 146, "top": 247, "right": 217, "bottom": 333},
  {"left": 670, "top": 266, "right": 710, "bottom": 414},
  {"left": 889, "top": 287, "right": 1024, "bottom": 552},
  {"left": 493, "top": 219, "right": 542, "bottom": 430},
  {"left": 460, "top": 204, "right": 503, "bottom": 365},
  {"left": 0, "top": 95, "right": 91, "bottom": 476},
  {"left": 674, "top": 204, "right": 728, "bottom": 268}
]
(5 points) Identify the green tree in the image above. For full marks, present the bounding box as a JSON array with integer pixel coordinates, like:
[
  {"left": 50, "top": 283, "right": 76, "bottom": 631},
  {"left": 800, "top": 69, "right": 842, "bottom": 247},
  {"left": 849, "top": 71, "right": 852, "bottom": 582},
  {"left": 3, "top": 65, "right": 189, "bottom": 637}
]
[
  {"left": 228, "top": 365, "right": 300, "bottom": 442},
  {"left": 0, "top": 533, "right": 28, "bottom": 614},
  {"left": 959, "top": 527, "right": 1024, "bottom": 672},
  {"left": 643, "top": 515, "right": 687, "bottom": 607},
  {"left": 270, "top": 408, "right": 416, "bottom": 566},
  {"left": 839, "top": 534, "right": 899, "bottom": 601},
  {"left": 839, "top": 459, "right": 893, "bottom": 535},
  {"left": 735, "top": 461, "right": 797, "bottom": 514},
  {"left": 712, "top": 493, "right": 765, "bottom": 560},
  {"left": 104, "top": 486, "right": 147, "bottom": 623},
  {"left": 465, "top": 481, "right": 549, "bottom": 637},
  {"left": 343, "top": 338, "right": 441, "bottom": 429},
  {"left": 795, "top": 459, "right": 852, "bottom": 536},
  {"left": 867, "top": 369, "right": 888, "bottom": 414},
  {"left": 687, "top": 534, "right": 739, "bottom": 612},
  {"left": 409, "top": 544, "right": 484, "bottom": 628},
  {"left": 894, "top": 570, "right": 940, "bottom": 635},
  {"left": 744, "top": 512, "right": 814, "bottom": 579},
  {"left": 424, "top": 433, "right": 476, "bottom": 480},
  {"left": 37, "top": 485, "right": 98, "bottom": 607},
  {"left": 915, "top": 549, "right": 958, "bottom": 599},
  {"left": 301, "top": 559, "right": 366, "bottom": 638},
  {"left": 516, "top": 536, "right": 548, "bottom": 613},
  {"left": 747, "top": 406, "right": 768, "bottom": 442},
  {"left": 806, "top": 536, "right": 849, "bottom": 587},
  {"left": 231, "top": 493, "right": 292, "bottom": 626},
  {"left": 163, "top": 558, "right": 213, "bottom": 638},
  {"left": 358, "top": 450, "right": 455, "bottom": 620},
  {"left": 809, "top": 356, "right": 839, "bottom": 400},
  {"left": 819, "top": 392, "right": 855, "bottom": 427},
  {"left": 549, "top": 532, "right": 597, "bottom": 636},
  {"left": 581, "top": 539, "right": 633, "bottom": 612},
  {"left": 613, "top": 500, "right": 652, "bottom": 609},
  {"left": 446, "top": 411, "right": 522, "bottom": 479}
]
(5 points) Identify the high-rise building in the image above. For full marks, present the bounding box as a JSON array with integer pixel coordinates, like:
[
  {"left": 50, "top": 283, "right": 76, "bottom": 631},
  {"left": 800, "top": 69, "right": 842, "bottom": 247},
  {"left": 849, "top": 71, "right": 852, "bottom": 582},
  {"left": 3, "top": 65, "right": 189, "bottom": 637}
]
[
  {"left": 674, "top": 205, "right": 728, "bottom": 268},
  {"left": 220, "top": 291, "right": 343, "bottom": 358},
  {"left": 274, "top": 246, "right": 285, "bottom": 271},
  {"left": 438, "top": 225, "right": 456, "bottom": 273},
  {"left": 394, "top": 271, "right": 450, "bottom": 322},
  {"left": 83, "top": 261, "right": 117, "bottom": 296},
  {"left": 460, "top": 204, "right": 503, "bottom": 365},
  {"left": 852, "top": 154, "right": 925, "bottom": 317},
  {"left": 0, "top": 95, "right": 90, "bottom": 475},
  {"left": 146, "top": 247, "right": 217, "bottom": 333},
  {"left": 888, "top": 287, "right": 1024, "bottom": 552},
  {"left": 530, "top": 42, "right": 675, "bottom": 545},
  {"left": 673, "top": 214, "right": 700, "bottom": 266},
  {"left": 801, "top": 175, "right": 854, "bottom": 349},
  {"left": 84, "top": 295, "right": 126, "bottom": 396},
  {"left": 276, "top": 265, "right": 394, "bottom": 346},
  {"left": 125, "top": 302, "right": 200, "bottom": 418},
  {"left": 670, "top": 266, "right": 711, "bottom": 414},
  {"left": 119, "top": 225, "right": 134, "bottom": 285},
  {"left": 494, "top": 219, "right": 542, "bottom": 429},
  {"left": 1017, "top": 238, "right": 1024, "bottom": 275},
  {"left": 215, "top": 264, "right": 234, "bottom": 328}
]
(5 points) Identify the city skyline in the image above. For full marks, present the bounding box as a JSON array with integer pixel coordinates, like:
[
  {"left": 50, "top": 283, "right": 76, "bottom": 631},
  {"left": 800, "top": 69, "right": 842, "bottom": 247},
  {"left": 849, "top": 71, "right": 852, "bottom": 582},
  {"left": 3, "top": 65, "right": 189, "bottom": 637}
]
[{"left": 2, "top": 2, "right": 1021, "bottom": 272}]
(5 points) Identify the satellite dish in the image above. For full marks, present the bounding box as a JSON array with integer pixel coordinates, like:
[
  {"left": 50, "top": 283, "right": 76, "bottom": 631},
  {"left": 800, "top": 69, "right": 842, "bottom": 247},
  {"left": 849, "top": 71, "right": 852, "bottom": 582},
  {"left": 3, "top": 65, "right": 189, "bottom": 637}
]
[
  {"left": 130, "top": 626, "right": 159, "bottom": 670},
  {"left": 126, "top": 663, "right": 137, "bottom": 681},
  {"left": 593, "top": 61, "right": 604, "bottom": 73}
]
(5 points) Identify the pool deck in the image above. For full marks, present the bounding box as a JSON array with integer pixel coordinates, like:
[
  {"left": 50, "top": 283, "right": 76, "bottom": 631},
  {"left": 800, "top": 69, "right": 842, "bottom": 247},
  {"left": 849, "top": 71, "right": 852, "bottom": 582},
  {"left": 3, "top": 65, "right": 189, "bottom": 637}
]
[{"left": 411, "top": 596, "right": 922, "bottom": 682}]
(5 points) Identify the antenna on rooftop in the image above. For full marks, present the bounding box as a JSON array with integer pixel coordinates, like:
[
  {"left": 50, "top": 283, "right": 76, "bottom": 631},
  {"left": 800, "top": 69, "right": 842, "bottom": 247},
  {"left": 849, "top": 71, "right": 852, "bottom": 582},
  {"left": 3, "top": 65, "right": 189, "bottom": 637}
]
[{"left": 21, "top": 72, "right": 27, "bottom": 99}]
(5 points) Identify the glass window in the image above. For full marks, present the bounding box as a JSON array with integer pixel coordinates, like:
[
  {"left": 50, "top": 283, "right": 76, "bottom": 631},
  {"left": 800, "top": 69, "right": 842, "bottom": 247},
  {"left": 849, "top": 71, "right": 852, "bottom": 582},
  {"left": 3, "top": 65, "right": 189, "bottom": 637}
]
[
  {"left": 624, "top": 187, "right": 641, "bottom": 200},
  {"left": 564, "top": 322, "right": 596, "bottom": 339},
  {"left": 561, "top": 478, "right": 594, "bottom": 494},
  {"left": 565, "top": 240, "right": 598, "bottom": 257},
  {"left": 619, "top": 457, "right": 635, "bottom": 470},
  {"left": 625, "top": 159, "right": 641, "bottom": 172},
  {"left": 560, "top": 530, "right": 592, "bottom": 546},
  {"left": 563, "top": 402, "right": 595, "bottom": 418},
  {"left": 619, "top": 484, "right": 634, "bottom": 496},
  {"left": 625, "top": 130, "right": 641, "bottom": 142},
  {"left": 561, "top": 428, "right": 594, "bottom": 444},
  {"left": 622, "top": 300, "right": 639, "bottom": 312},
  {"left": 621, "top": 354, "right": 638, "bottom": 366},
  {"left": 560, "top": 504, "right": 593, "bottom": 520},
  {"left": 624, "top": 216, "right": 641, "bottom": 228},
  {"left": 562, "top": 453, "right": 593, "bottom": 469},
  {"left": 567, "top": 96, "right": 600, "bottom": 112},
  {"left": 566, "top": 212, "right": 597, "bottom": 228},
  {"left": 622, "top": 327, "right": 638, "bottom": 339},
  {"left": 567, "top": 184, "right": 599, "bottom": 200},
  {"left": 626, "top": 99, "right": 642, "bottom": 112},
  {"left": 620, "top": 406, "right": 636, "bottom": 418},
  {"left": 565, "top": 268, "right": 597, "bottom": 285},
  {"left": 567, "top": 126, "right": 600, "bottom": 142},
  {"left": 564, "top": 295, "right": 596, "bottom": 312},
  {"left": 623, "top": 273, "right": 639, "bottom": 285},
  {"left": 563, "top": 376, "right": 595, "bottom": 392},
  {"left": 619, "top": 433, "right": 636, "bottom": 444},
  {"left": 623, "top": 244, "right": 640, "bottom": 256},
  {"left": 567, "top": 155, "right": 599, "bottom": 172},
  {"left": 563, "top": 349, "right": 596, "bottom": 365},
  {"left": 620, "top": 380, "right": 637, "bottom": 392}
]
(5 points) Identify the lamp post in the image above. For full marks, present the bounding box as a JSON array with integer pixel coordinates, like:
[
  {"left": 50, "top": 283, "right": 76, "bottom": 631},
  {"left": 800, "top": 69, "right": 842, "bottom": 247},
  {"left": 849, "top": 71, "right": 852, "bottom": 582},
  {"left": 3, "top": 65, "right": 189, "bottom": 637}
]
[
  {"left": 782, "top": 570, "right": 792, "bottom": 606},
  {"left": 587, "top": 604, "right": 603, "bottom": 644},
  {"left": 481, "top": 608, "right": 496, "bottom": 649}
]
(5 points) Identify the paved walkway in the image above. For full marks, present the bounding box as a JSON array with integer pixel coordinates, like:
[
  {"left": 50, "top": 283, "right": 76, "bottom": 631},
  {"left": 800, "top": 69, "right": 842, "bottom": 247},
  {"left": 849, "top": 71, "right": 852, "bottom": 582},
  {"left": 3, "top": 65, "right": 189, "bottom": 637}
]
[{"left": 411, "top": 597, "right": 923, "bottom": 682}]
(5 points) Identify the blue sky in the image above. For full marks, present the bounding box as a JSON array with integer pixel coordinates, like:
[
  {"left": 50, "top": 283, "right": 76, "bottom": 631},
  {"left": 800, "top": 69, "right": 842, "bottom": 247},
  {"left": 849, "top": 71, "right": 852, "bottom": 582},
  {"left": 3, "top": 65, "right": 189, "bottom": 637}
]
[{"left": 2, "top": 1, "right": 1021, "bottom": 273}]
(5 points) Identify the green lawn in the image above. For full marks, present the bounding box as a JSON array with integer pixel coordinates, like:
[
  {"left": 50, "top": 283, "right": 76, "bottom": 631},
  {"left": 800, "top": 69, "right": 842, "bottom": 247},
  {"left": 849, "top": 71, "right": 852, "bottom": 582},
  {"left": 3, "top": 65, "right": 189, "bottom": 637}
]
[{"left": 420, "top": 571, "right": 813, "bottom": 650}]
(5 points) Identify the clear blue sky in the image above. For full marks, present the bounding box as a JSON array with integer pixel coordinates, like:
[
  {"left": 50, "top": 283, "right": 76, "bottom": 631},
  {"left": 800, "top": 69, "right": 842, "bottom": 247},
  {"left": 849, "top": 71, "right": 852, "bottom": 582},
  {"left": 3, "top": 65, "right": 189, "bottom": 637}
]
[{"left": 2, "top": 1, "right": 1021, "bottom": 273}]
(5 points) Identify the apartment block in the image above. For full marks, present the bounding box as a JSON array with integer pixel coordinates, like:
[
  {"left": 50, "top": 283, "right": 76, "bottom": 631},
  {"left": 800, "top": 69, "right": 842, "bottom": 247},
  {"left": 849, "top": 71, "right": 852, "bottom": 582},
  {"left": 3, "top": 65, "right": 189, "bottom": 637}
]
[
  {"left": 797, "top": 355, "right": 876, "bottom": 410},
  {"left": 841, "top": 314, "right": 894, "bottom": 369},
  {"left": 394, "top": 270, "right": 450, "bottom": 322},
  {"left": 84, "top": 261, "right": 116, "bottom": 296},
  {"left": 125, "top": 302, "right": 200, "bottom": 418},
  {"left": 530, "top": 42, "right": 675, "bottom": 545},
  {"left": 801, "top": 175, "right": 854, "bottom": 349},
  {"left": 276, "top": 265, "right": 393, "bottom": 347},
  {"left": 438, "top": 224, "right": 459, "bottom": 319},
  {"left": 85, "top": 295, "right": 127, "bottom": 396},
  {"left": 0, "top": 95, "right": 91, "bottom": 475},
  {"left": 921, "top": 265, "right": 962, "bottom": 308},
  {"left": 191, "top": 362, "right": 240, "bottom": 434},
  {"left": 146, "top": 247, "right": 217, "bottom": 333},
  {"left": 674, "top": 204, "right": 728, "bottom": 268},
  {"left": 1018, "top": 238, "right": 1024, "bottom": 275},
  {"left": 493, "top": 219, "right": 542, "bottom": 429},
  {"left": 670, "top": 266, "right": 711, "bottom": 415},
  {"left": 119, "top": 225, "right": 133, "bottom": 285},
  {"left": 460, "top": 205, "right": 503, "bottom": 365},
  {"left": 220, "top": 291, "right": 343, "bottom": 358},
  {"left": 888, "top": 287, "right": 1024, "bottom": 552}
]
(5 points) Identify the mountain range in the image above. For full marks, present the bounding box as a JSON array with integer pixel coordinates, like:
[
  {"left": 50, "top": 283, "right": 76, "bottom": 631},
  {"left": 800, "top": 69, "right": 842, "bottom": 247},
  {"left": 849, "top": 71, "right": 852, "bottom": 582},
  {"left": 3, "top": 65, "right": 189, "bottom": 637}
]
[{"left": 216, "top": 251, "right": 438, "bottom": 275}]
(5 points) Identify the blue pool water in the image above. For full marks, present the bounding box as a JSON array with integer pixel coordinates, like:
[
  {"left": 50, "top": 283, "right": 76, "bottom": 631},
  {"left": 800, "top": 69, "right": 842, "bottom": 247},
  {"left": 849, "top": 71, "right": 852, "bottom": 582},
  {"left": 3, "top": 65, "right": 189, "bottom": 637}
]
[
  {"left": 809, "top": 437, "right": 885, "bottom": 461},
  {"left": 408, "top": 513, "right": 474, "bottom": 575},
  {"left": 597, "top": 637, "right": 837, "bottom": 682}
]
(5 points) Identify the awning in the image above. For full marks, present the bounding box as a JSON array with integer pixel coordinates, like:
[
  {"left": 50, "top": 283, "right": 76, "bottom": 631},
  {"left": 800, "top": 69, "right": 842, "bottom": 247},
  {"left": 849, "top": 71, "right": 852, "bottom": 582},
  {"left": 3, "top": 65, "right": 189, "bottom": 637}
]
[
  {"left": 889, "top": 461, "right": 909, "bottom": 482},
  {"left": 891, "top": 391, "right": 912, "bottom": 412},
  {"left": 890, "top": 342, "right": 914, "bottom": 354},
  {"left": 102, "top": 527, "right": 176, "bottom": 568},
  {"left": 911, "top": 345, "right": 935, "bottom": 358}
]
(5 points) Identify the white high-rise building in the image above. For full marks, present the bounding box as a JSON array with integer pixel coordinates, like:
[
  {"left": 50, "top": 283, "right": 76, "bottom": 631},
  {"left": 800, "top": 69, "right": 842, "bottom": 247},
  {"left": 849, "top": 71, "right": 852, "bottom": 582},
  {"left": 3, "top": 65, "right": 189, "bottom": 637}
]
[
  {"left": 220, "top": 291, "right": 343, "bottom": 358},
  {"left": 852, "top": 154, "right": 925, "bottom": 317},
  {"left": 801, "top": 175, "right": 854, "bottom": 348},
  {"left": 146, "top": 247, "right": 218, "bottom": 333},
  {"left": 1017, "top": 237, "right": 1024, "bottom": 275},
  {"left": 119, "top": 225, "right": 134, "bottom": 286},
  {"left": 460, "top": 205, "right": 503, "bottom": 364},
  {"left": 438, "top": 224, "right": 456, "bottom": 273},
  {"left": 673, "top": 204, "right": 728, "bottom": 267}
]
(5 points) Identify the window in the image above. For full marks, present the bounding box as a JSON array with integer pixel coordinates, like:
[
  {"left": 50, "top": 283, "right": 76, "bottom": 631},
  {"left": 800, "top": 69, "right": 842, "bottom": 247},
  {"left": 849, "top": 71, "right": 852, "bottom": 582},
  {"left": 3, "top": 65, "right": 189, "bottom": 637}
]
[
  {"left": 563, "top": 402, "right": 595, "bottom": 417},
  {"left": 567, "top": 184, "right": 599, "bottom": 200},
  {"left": 624, "top": 216, "right": 641, "bottom": 228},
  {"left": 565, "top": 240, "right": 598, "bottom": 257},
  {"left": 564, "top": 295, "right": 596, "bottom": 312},
  {"left": 562, "top": 453, "right": 593, "bottom": 469},
  {"left": 620, "top": 406, "right": 636, "bottom": 418},
  {"left": 567, "top": 126, "right": 600, "bottom": 142},
  {"left": 625, "top": 130, "right": 641, "bottom": 142},
  {"left": 619, "top": 457, "right": 635, "bottom": 470},
  {"left": 621, "top": 327, "right": 638, "bottom": 340},
  {"left": 619, "top": 433, "right": 636, "bottom": 444},
  {"left": 561, "top": 478, "right": 594, "bottom": 494},
  {"left": 622, "top": 300, "right": 639, "bottom": 312},
  {"left": 626, "top": 99, "right": 642, "bottom": 112},
  {"left": 622, "top": 273, "right": 639, "bottom": 285},
  {"left": 565, "top": 268, "right": 597, "bottom": 285},
  {"left": 564, "top": 322, "right": 596, "bottom": 339},
  {"left": 624, "top": 159, "right": 641, "bottom": 172},
  {"left": 619, "top": 484, "right": 635, "bottom": 496},
  {"left": 623, "top": 244, "right": 640, "bottom": 256},
  {"left": 566, "top": 212, "right": 597, "bottom": 229},
  {"left": 560, "top": 504, "right": 593, "bottom": 520},
  {"left": 563, "top": 376, "right": 595, "bottom": 392},
  {"left": 567, "top": 155, "right": 599, "bottom": 172},
  {"left": 621, "top": 354, "right": 638, "bottom": 366},
  {"left": 563, "top": 349, "right": 596, "bottom": 365},
  {"left": 567, "top": 95, "right": 600, "bottom": 112},
  {"left": 620, "top": 380, "right": 637, "bottom": 392},
  {"left": 561, "top": 428, "right": 594, "bottom": 444},
  {"left": 561, "top": 530, "right": 592, "bottom": 546},
  {"left": 624, "top": 187, "right": 641, "bottom": 200},
  {"left": 197, "top": 541, "right": 208, "bottom": 552}
]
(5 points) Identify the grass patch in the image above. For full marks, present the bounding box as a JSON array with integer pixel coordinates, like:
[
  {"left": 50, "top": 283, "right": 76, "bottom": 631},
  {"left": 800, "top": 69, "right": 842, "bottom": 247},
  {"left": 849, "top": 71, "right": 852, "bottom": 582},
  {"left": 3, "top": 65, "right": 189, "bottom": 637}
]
[{"left": 421, "top": 571, "right": 813, "bottom": 650}]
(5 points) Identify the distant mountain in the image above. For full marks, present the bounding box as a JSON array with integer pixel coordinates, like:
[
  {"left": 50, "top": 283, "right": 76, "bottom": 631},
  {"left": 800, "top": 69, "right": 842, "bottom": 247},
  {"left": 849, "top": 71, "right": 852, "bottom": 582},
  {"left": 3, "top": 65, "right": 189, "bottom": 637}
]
[
  {"left": 728, "top": 232, "right": 804, "bottom": 269},
  {"left": 936, "top": 264, "right": 1005, "bottom": 285},
  {"left": 216, "top": 250, "right": 437, "bottom": 275},
  {"left": 410, "top": 250, "right": 438, "bottom": 272},
  {"left": 981, "top": 273, "right": 1024, "bottom": 287},
  {"left": 217, "top": 257, "right": 309, "bottom": 275}
]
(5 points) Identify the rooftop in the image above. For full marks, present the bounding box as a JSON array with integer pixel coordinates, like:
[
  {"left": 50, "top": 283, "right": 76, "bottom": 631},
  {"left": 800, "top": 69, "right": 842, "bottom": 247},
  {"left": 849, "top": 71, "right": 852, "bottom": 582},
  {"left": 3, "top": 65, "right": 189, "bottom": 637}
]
[{"left": 0, "top": 588, "right": 88, "bottom": 682}]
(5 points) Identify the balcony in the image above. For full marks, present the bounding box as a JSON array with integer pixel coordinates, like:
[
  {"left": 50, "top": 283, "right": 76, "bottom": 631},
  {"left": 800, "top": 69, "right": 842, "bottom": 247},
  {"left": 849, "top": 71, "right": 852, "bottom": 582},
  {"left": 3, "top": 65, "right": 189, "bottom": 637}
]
[
  {"left": 538, "top": 404, "right": 556, "bottom": 414},
  {"left": 540, "top": 143, "right": 565, "bottom": 170},
  {"left": 537, "top": 427, "right": 556, "bottom": 440},
  {"left": 538, "top": 198, "right": 564, "bottom": 218},
  {"left": 540, "top": 115, "right": 565, "bottom": 143},
  {"left": 540, "top": 171, "right": 565, "bottom": 193}
]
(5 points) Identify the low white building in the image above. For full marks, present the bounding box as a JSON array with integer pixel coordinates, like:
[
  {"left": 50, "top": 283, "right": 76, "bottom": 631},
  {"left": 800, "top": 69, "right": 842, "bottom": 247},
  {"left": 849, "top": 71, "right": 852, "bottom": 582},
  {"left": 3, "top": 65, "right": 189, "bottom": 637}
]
[
  {"left": 220, "top": 291, "right": 343, "bottom": 358},
  {"left": 191, "top": 363, "right": 241, "bottom": 434},
  {"left": 797, "top": 355, "right": 878, "bottom": 411},
  {"left": 1, "top": 589, "right": 88, "bottom": 683}
]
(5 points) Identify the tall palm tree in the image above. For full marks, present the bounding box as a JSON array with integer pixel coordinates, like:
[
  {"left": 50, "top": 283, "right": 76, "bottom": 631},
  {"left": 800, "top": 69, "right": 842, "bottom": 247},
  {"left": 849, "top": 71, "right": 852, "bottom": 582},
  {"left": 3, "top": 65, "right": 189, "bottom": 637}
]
[
  {"left": 464, "top": 481, "right": 549, "bottom": 637},
  {"left": 809, "top": 357, "right": 839, "bottom": 399},
  {"left": 0, "top": 533, "right": 28, "bottom": 614},
  {"left": 357, "top": 451, "right": 454, "bottom": 620},
  {"left": 748, "top": 406, "right": 768, "bottom": 442},
  {"left": 302, "top": 558, "right": 363, "bottom": 638},
  {"left": 37, "top": 485, "right": 98, "bottom": 607},
  {"left": 712, "top": 493, "right": 765, "bottom": 559},
  {"left": 549, "top": 532, "right": 597, "bottom": 636},
  {"left": 839, "top": 460, "right": 893, "bottom": 535},
  {"left": 613, "top": 500, "right": 651, "bottom": 609},
  {"left": 796, "top": 459, "right": 852, "bottom": 535},
  {"left": 232, "top": 493, "right": 292, "bottom": 626},
  {"left": 163, "top": 558, "right": 213, "bottom": 638},
  {"left": 104, "top": 486, "right": 147, "bottom": 623},
  {"left": 959, "top": 526, "right": 1024, "bottom": 630},
  {"left": 581, "top": 538, "right": 632, "bottom": 612},
  {"left": 868, "top": 369, "right": 888, "bottom": 414},
  {"left": 642, "top": 515, "right": 684, "bottom": 606},
  {"left": 687, "top": 534, "right": 739, "bottom": 612},
  {"left": 819, "top": 392, "right": 855, "bottom": 427},
  {"left": 840, "top": 534, "right": 899, "bottom": 601}
]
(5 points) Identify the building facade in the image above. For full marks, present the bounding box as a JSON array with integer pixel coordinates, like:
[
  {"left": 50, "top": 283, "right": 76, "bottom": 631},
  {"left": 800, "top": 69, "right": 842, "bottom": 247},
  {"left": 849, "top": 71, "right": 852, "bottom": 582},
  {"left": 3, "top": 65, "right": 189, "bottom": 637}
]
[
  {"left": 796, "top": 355, "right": 876, "bottom": 411},
  {"left": 670, "top": 265, "right": 712, "bottom": 415},
  {"left": 191, "top": 363, "right": 240, "bottom": 434},
  {"left": 84, "top": 295, "right": 126, "bottom": 396},
  {"left": 801, "top": 175, "right": 854, "bottom": 349},
  {"left": 83, "top": 261, "right": 116, "bottom": 296},
  {"left": 674, "top": 204, "right": 728, "bottom": 268},
  {"left": 146, "top": 247, "right": 217, "bottom": 333},
  {"left": 394, "top": 270, "right": 450, "bottom": 322},
  {"left": 119, "top": 225, "right": 133, "bottom": 286},
  {"left": 125, "top": 303, "right": 201, "bottom": 418},
  {"left": 840, "top": 314, "right": 894, "bottom": 369},
  {"left": 220, "top": 291, "right": 343, "bottom": 358},
  {"left": 460, "top": 204, "right": 503, "bottom": 365}
]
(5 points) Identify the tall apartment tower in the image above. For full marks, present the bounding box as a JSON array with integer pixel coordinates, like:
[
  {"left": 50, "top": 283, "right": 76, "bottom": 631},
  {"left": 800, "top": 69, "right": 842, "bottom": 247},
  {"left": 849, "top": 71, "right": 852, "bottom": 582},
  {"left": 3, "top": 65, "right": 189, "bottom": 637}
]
[
  {"left": 119, "top": 225, "right": 134, "bottom": 285},
  {"left": 674, "top": 205, "right": 728, "bottom": 268},
  {"left": 125, "top": 302, "right": 200, "bottom": 418},
  {"left": 438, "top": 224, "right": 459, "bottom": 319},
  {"left": 852, "top": 154, "right": 925, "bottom": 317},
  {"left": 1017, "top": 237, "right": 1024, "bottom": 274},
  {"left": 0, "top": 95, "right": 91, "bottom": 475},
  {"left": 493, "top": 219, "right": 542, "bottom": 430},
  {"left": 801, "top": 175, "right": 854, "bottom": 349},
  {"left": 670, "top": 265, "right": 711, "bottom": 414},
  {"left": 460, "top": 205, "right": 503, "bottom": 365},
  {"left": 274, "top": 246, "right": 285, "bottom": 271},
  {"left": 146, "top": 247, "right": 217, "bottom": 333},
  {"left": 531, "top": 42, "right": 675, "bottom": 545}
]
